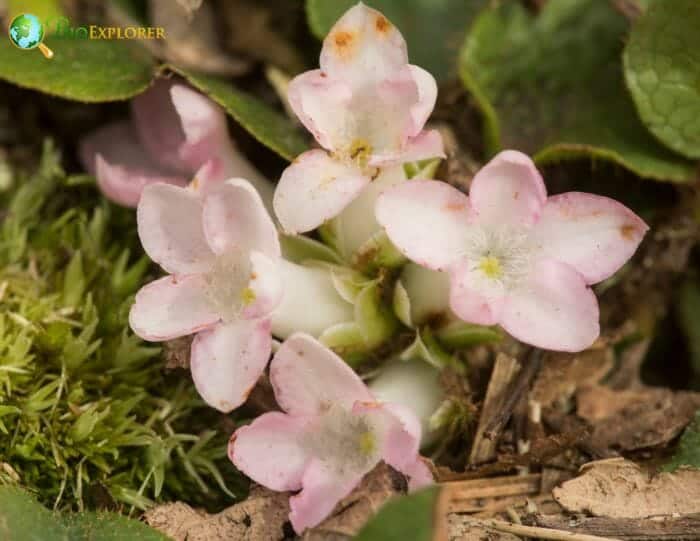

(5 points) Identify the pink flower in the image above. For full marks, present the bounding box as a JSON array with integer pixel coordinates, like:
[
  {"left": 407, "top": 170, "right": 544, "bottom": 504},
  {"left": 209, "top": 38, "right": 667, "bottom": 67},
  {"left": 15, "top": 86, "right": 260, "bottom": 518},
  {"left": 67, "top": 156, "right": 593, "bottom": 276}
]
[
  {"left": 273, "top": 3, "right": 444, "bottom": 234},
  {"left": 376, "top": 150, "right": 649, "bottom": 352},
  {"left": 80, "top": 78, "right": 270, "bottom": 207},
  {"left": 129, "top": 178, "right": 281, "bottom": 412},
  {"left": 229, "top": 333, "right": 433, "bottom": 533}
]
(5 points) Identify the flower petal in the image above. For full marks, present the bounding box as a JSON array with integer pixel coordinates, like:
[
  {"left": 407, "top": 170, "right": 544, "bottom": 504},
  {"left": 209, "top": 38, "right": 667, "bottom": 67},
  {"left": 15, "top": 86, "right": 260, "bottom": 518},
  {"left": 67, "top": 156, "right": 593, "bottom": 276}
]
[
  {"left": 241, "top": 251, "right": 283, "bottom": 320},
  {"left": 131, "top": 78, "right": 189, "bottom": 173},
  {"left": 270, "top": 333, "right": 373, "bottom": 416},
  {"left": 274, "top": 150, "right": 369, "bottom": 234},
  {"left": 129, "top": 275, "right": 219, "bottom": 341},
  {"left": 334, "top": 164, "right": 407, "bottom": 258},
  {"left": 289, "top": 458, "right": 363, "bottom": 534},
  {"left": 202, "top": 178, "right": 280, "bottom": 257},
  {"left": 190, "top": 318, "right": 272, "bottom": 412},
  {"left": 470, "top": 150, "right": 547, "bottom": 227},
  {"left": 407, "top": 65, "right": 437, "bottom": 136},
  {"left": 79, "top": 121, "right": 187, "bottom": 207},
  {"left": 376, "top": 180, "right": 473, "bottom": 271},
  {"left": 270, "top": 260, "right": 354, "bottom": 338},
  {"left": 320, "top": 3, "right": 408, "bottom": 86},
  {"left": 448, "top": 256, "right": 505, "bottom": 326},
  {"left": 137, "top": 183, "right": 214, "bottom": 274},
  {"left": 500, "top": 259, "right": 599, "bottom": 352},
  {"left": 530, "top": 192, "right": 648, "bottom": 284},
  {"left": 287, "top": 69, "right": 353, "bottom": 151},
  {"left": 229, "top": 411, "right": 310, "bottom": 492},
  {"left": 402, "top": 458, "right": 434, "bottom": 491},
  {"left": 169, "top": 84, "right": 232, "bottom": 172},
  {"left": 368, "top": 129, "right": 445, "bottom": 167}
]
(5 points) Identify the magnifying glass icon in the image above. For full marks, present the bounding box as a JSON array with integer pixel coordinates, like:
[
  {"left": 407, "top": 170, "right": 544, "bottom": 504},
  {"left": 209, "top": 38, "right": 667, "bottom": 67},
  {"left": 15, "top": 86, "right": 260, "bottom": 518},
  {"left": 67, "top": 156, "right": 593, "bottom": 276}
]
[{"left": 8, "top": 13, "right": 54, "bottom": 59}]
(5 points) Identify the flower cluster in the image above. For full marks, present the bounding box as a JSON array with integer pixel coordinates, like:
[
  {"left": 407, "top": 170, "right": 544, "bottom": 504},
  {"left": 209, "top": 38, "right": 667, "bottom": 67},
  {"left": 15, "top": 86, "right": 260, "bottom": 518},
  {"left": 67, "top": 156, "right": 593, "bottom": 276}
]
[{"left": 82, "top": 1, "right": 649, "bottom": 534}]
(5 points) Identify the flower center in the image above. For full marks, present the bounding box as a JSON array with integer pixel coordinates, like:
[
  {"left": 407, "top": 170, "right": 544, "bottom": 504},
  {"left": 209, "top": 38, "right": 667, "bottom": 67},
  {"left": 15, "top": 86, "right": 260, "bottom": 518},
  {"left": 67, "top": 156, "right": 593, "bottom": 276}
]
[
  {"left": 463, "top": 226, "right": 533, "bottom": 295},
  {"left": 478, "top": 255, "right": 502, "bottom": 279},
  {"left": 203, "top": 249, "right": 255, "bottom": 322},
  {"left": 303, "top": 404, "right": 380, "bottom": 477}
]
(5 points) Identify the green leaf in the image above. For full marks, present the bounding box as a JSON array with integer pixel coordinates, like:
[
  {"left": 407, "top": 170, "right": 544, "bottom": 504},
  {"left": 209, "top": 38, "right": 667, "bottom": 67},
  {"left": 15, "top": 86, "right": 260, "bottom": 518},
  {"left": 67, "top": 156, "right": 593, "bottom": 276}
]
[
  {"left": 400, "top": 328, "right": 456, "bottom": 371},
  {"left": 355, "top": 280, "right": 400, "bottom": 349},
  {"left": 306, "top": 0, "right": 483, "bottom": 82},
  {"left": 171, "top": 66, "right": 309, "bottom": 161},
  {"left": 0, "top": 38, "right": 155, "bottom": 102},
  {"left": 280, "top": 234, "right": 343, "bottom": 264},
  {"left": 665, "top": 409, "right": 700, "bottom": 471},
  {"left": 353, "top": 487, "right": 440, "bottom": 541},
  {"left": 352, "top": 230, "right": 406, "bottom": 275},
  {"left": 624, "top": 0, "right": 700, "bottom": 159},
  {"left": 459, "top": 0, "right": 695, "bottom": 182},
  {"left": 0, "top": 486, "right": 169, "bottom": 540},
  {"left": 435, "top": 320, "right": 501, "bottom": 349}
]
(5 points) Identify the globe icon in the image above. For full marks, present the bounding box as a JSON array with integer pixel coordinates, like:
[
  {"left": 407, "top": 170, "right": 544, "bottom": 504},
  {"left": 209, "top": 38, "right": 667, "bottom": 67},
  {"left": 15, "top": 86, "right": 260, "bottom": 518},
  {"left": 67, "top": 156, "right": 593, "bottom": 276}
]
[{"left": 9, "top": 13, "right": 44, "bottom": 50}]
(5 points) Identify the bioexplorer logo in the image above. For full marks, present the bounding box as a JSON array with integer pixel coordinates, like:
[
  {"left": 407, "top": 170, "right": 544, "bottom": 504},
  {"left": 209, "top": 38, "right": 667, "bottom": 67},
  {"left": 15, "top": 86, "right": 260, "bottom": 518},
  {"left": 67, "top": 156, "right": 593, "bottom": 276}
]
[
  {"left": 8, "top": 13, "right": 53, "bottom": 58},
  {"left": 8, "top": 13, "right": 166, "bottom": 60}
]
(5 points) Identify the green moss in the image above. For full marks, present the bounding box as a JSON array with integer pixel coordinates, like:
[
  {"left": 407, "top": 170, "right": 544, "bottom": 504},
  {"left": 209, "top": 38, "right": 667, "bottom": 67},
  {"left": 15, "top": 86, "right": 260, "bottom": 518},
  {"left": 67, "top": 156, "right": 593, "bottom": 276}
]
[{"left": 0, "top": 141, "right": 244, "bottom": 512}]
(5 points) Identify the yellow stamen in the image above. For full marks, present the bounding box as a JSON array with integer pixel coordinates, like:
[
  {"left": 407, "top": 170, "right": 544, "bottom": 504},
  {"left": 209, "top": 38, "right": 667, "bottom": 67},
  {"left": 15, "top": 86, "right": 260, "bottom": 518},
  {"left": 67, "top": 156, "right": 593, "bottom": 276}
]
[
  {"left": 241, "top": 287, "right": 257, "bottom": 306},
  {"left": 358, "top": 431, "right": 376, "bottom": 456},
  {"left": 349, "top": 138, "right": 372, "bottom": 169},
  {"left": 479, "top": 256, "right": 502, "bottom": 279}
]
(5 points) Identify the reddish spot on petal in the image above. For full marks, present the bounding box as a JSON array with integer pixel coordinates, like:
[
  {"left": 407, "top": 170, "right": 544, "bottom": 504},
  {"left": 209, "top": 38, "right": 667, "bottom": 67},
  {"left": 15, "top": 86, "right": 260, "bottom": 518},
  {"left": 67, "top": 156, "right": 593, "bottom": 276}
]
[
  {"left": 620, "top": 224, "right": 638, "bottom": 240},
  {"left": 250, "top": 272, "right": 258, "bottom": 280},
  {"left": 445, "top": 201, "right": 466, "bottom": 212},
  {"left": 375, "top": 15, "right": 391, "bottom": 34},
  {"left": 358, "top": 400, "right": 381, "bottom": 409},
  {"left": 513, "top": 191, "right": 520, "bottom": 200},
  {"left": 332, "top": 30, "right": 356, "bottom": 59}
]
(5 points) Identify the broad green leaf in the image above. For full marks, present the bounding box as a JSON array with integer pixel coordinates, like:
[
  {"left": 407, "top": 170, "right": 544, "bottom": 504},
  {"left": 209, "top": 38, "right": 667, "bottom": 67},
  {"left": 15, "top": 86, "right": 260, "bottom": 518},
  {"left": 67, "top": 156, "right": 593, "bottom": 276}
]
[
  {"left": 0, "top": 486, "right": 169, "bottom": 541},
  {"left": 0, "top": 38, "right": 155, "bottom": 102},
  {"left": 353, "top": 487, "right": 441, "bottom": 541},
  {"left": 8, "top": 0, "right": 64, "bottom": 21},
  {"left": 171, "top": 66, "right": 309, "bottom": 161},
  {"left": 459, "top": 0, "right": 695, "bottom": 182},
  {"left": 306, "top": 0, "right": 484, "bottom": 82},
  {"left": 665, "top": 410, "right": 700, "bottom": 471},
  {"left": 355, "top": 280, "right": 400, "bottom": 349},
  {"left": 624, "top": 0, "right": 700, "bottom": 159}
]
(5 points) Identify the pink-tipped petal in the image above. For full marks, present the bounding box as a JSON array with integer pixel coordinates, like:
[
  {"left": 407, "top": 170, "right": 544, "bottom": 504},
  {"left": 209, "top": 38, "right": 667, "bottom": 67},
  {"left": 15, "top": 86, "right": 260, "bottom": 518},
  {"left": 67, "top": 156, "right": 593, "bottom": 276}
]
[
  {"left": 470, "top": 150, "right": 547, "bottom": 227},
  {"left": 229, "top": 411, "right": 310, "bottom": 492},
  {"left": 320, "top": 4, "right": 407, "bottom": 86},
  {"left": 500, "top": 259, "right": 599, "bottom": 352},
  {"left": 79, "top": 121, "right": 188, "bottom": 207},
  {"left": 353, "top": 402, "right": 421, "bottom": 475},
  {"left": 289, "top": 459, "right": 362, "bottom": 534},
  {"left": 407, "top": 66, "right": 437, "bottom": 136},
  {"left": 190, "top": 318, "right": 272, "bottom": 412},
  {"left": 202, "top": 178, "right": 280, "bottom": 257},
  {"left": 376, "top": 180, "right": 473, "bottom": 271},
  {"left": 273, "top": 150, "right": 369, "bottom": 234},
  {"left": 448, "top": 257, "right": 505, "bottom": 326},
  {"left": 129, "top": 275, "right": 219, "bottom": 341},
  {"left": 270, "top": 333, "right": 373, "bottom": 416},
  {"left": 241, "top": 251, "right": 283, "bottom": 320},
  {"left": 403, "top": 458, "right": 434, "bottom": 491},
  {"left": 368, "top": 129, "right": 445, "bottom": 167},
  {"left": 530, "top": 192, "right": 648, "bottom": 284},
  {"left": 137, "top": 183, "right": 214, "bottom": 274},
  {"left": 287, "top": 70, "right": 353, "bottom": 151},
  {"left": 131, "top": 78, "right": 189, "bottom": 173},
  {"left": 170, "top": 84, "right": 232, "bottom": 172}
]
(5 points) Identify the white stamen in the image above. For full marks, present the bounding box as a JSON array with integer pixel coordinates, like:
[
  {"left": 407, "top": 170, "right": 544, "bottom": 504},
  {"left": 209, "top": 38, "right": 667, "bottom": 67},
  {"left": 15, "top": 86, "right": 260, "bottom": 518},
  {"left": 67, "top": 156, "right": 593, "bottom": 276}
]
[
  {"left": 302, "top": 403, "right": 380, "bottom": 477},
  {"left": 461, "top": 226, "right": 534, "bottom": 296},
  {"left": 203, "top": 249, "right": 253, "bottom": 322}
]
